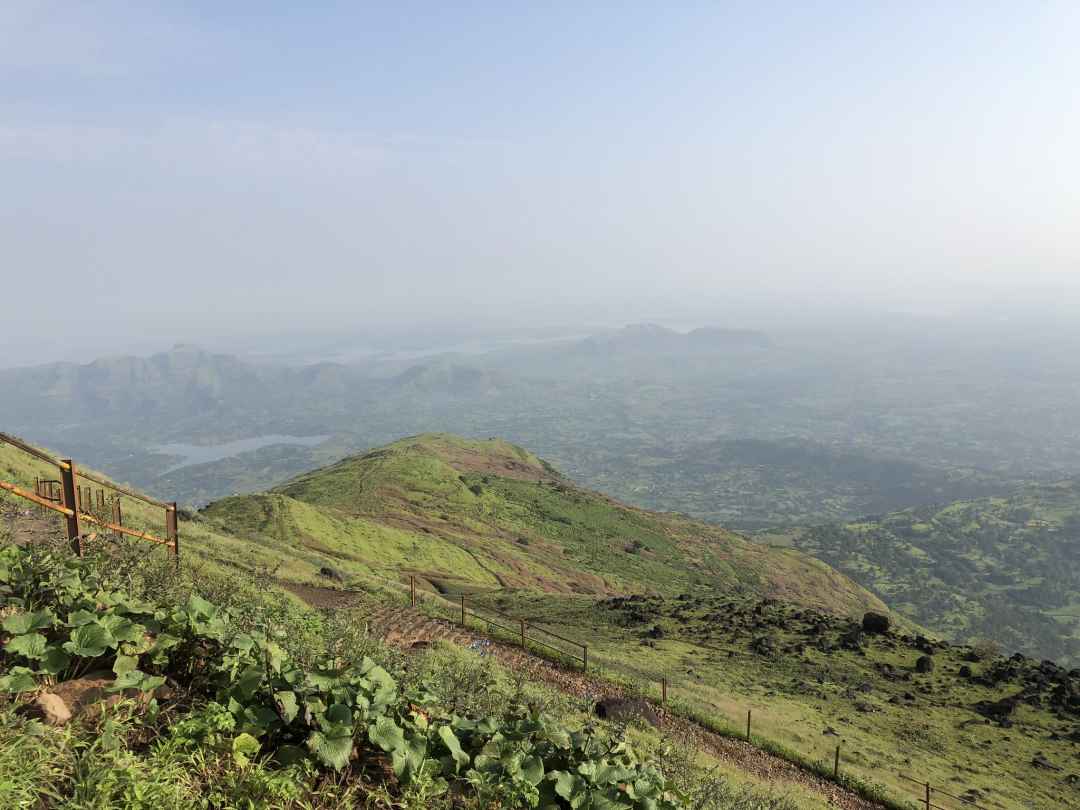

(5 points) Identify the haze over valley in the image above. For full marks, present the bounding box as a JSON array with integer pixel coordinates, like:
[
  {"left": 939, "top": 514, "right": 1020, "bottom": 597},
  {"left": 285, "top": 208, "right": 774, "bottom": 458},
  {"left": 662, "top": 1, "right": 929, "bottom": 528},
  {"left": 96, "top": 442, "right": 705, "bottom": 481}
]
[{"left": 3, "top": 4, "right": 1080, "bottom": 808}]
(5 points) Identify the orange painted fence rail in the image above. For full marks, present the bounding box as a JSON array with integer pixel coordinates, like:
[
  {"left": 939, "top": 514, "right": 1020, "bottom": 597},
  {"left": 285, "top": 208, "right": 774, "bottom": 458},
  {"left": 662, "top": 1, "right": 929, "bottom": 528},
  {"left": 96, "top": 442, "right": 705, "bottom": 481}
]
[{"left": 0, "top": 432, "right": 179, "bottom": 564}]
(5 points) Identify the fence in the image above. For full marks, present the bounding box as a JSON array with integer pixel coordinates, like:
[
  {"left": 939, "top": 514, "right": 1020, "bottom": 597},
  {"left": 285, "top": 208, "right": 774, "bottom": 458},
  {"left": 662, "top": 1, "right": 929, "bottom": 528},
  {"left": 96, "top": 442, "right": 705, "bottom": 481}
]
[
  {"left": 898, "top": 773, "right": 988, "bottom": 810},
  {"left": 404, "top": 575, "right": 590, "bottom": 669},
  {"left": 379, "top": 570, "right": 996, "bottom": 810},
  {"left": 0, "top": 431, "right": 997, "bottom": 808},
  {"left": 0, "top": 432, "right": 179, "bottom": 563}
]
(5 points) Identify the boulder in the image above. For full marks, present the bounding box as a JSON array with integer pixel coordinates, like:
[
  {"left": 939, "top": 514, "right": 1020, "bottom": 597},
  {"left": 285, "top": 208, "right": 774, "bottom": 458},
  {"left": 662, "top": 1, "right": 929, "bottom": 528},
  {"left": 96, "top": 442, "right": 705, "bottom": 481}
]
[
  {"left": 25, "top": 671, "right": 167, "bottom": 726},
  {"left": 915, "top": 656, "right": 935, "bottom": 674},
  {"left": 750, "top": 636, "right": 777, "bottom": 656},
  {"left": 1032, "top": 753, "right": 1062, "bottom": 771},
  {"left": 318, "top": 566, "right": 344, "bottom": 582},
  {"left": 974, "top": 694, "right": 1021, "bottom": 723},
  {"left": 594, "top": 697, "right": 660, "bottom": 728},
  {"left": 34, "top": 693, "right": 72, "bottom": 726},
  {"left": 862, "top": 612, "right": 890, "bottom": 634},
  {"left": 839, "top": 628, "right": 863, "bottom": 651}
]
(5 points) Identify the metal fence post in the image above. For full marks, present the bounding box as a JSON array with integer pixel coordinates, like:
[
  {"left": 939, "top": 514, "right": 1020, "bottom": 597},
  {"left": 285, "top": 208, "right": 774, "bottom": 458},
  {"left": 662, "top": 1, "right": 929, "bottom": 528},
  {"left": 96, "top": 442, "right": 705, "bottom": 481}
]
[
  {"left": 746, "top": 709, "right": 752, "bottom": 741},
  {"left": 834, "top": 745, "right": 840, "bottom": 779},
  {"left": 112, "top": 496, "right": 123, "bottom": 540},
  {"left": 460, "top": 595, "right": 466, "bottom": 626},
  {"left": 662, "top": 677, "right": 668, "bottom": 705},
  {"left": 520, "top": 619, "right": 526, "bottom": 648},
  {"left": 582, "top": 644, "right": 588, "bottom": 672},
  {"left": 59, "top": 460, "right": 81, "bottom": 556}
]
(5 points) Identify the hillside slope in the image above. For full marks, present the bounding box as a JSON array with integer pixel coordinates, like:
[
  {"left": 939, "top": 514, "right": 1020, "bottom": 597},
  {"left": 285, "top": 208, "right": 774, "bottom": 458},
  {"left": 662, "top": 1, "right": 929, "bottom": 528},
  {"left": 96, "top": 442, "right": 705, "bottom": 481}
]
[
  {"left": 7, "top": 433, "right": 1080, "bottom": 808},
  {"left": 793, "top": 481, "right": 1080, "bottom": 664},
  {"left": 203, "top": 434, "right": 887, "bottom": 617}
]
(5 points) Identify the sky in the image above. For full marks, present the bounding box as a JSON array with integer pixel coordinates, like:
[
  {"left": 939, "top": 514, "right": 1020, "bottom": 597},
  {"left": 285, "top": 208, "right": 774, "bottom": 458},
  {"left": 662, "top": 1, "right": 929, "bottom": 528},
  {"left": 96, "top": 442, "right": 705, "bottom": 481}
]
[{"left": 2, "top": 2, "right": 1079, "bottom": 361}]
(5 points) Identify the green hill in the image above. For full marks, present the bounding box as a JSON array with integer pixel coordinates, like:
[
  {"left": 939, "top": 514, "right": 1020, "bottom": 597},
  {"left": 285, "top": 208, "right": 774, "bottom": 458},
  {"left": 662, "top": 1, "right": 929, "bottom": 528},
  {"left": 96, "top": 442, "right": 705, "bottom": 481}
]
[
  {"left": 793, "top": 481, "right": 1080, "bottom": 664},
  {"left": 7, "top": 432, "right": 1080, "bottom": 808},
  {"left": 203, "top": 433, "right": 887, "bottom": 616}
]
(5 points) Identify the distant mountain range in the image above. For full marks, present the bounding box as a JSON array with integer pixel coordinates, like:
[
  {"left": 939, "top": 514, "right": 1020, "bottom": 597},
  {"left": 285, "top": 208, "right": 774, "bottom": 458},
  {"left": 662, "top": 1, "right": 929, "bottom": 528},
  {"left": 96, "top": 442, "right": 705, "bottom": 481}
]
[{"left": 572, "top": 323, "right": 772, "bottom": 354}]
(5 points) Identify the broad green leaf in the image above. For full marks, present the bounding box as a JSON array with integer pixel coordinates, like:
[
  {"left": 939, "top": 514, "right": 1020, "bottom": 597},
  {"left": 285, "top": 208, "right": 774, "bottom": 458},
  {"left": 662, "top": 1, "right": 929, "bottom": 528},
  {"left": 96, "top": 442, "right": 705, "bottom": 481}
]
[
  {"left": 147, "top": 633, "right": 180, "bottom": 665},
  {"left": 391, "top": 735, "right": 428, "bottom": 780},
  {"left": 274, "top": 690, "right": 299, "bottom": 723},
  {"left": 98, "top": 615, "right": 143, "bottom": 643},
  {"left": 324, "top": 703, "right": 352, "bottom": 726},
  {"left": 368, "top": 716, "right": 405, "bottom": 753},
  {"left": 231, "top": 665, "right": 264, "bottom": 701},
  {"left": 185, "top": 593, "right": 217, "bottom": 620},
  {"left": 232, "top": 733, "right": 261, "bottom": 767},
  {"left": 40, "top": 645, "right": 71, "bottom": 675},
  {"left": 305, "top": 666, "right": 346, "bottom": 691},
  {"left": 67, "top": 609, "right": 98, "bottom": 627},
  {"left": 63, "top": 623, "right": 113, "bottom": 657},
  {"left": 263, "top": 640, "right": 285, "bottom": 673},
  {"left": 588, "top": 787, "right": 632, "bottom": 810},
  {"left": 542, "top": 725, "right": 572, "bottom": 749},
  {"left": 6, "top": 632, "right": 47, "bottom": 659},
  {"left": 593, "top": 761, "right": 632, "bottom": 785},
  {"left": 3, "top": 609, "right": 54, "bottom": 635},
  {"left": 113, "top": 654, "right": 138, "bottom": 676},
  {"left": 0, "top": 667, "right": 37, "bottom": 693},
  {"left": 522, "top": 755, "right": 545, "bottom": 786},
  {"left": 141, "top": 674, "right": 166, "bottom": 691},
  {"left": 306, "top": 727, "right": 353, "bottom": 771},
  {"left": 437, "top": 725, "right": 469, "bottom": 771},
  {"left": 240, "top": 705, "right": 280, "bottom": 736},
  {"left": 553, "top": 771, "right": 588, "bottom": 803},
  {"left": 109, "top": 669, "right": 148, "bottom": 691}
]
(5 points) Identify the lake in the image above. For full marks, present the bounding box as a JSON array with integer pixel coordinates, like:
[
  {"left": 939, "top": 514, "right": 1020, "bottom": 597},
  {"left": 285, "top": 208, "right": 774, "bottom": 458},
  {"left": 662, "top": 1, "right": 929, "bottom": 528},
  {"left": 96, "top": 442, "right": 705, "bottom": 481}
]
[{"left": 153, "top": 435, "right": 330, "bottom": 472}]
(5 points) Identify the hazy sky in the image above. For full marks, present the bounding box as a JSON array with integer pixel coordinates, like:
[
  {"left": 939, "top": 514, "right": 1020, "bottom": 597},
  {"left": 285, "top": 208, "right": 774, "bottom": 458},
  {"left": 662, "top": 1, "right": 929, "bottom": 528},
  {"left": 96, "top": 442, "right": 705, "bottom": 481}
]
[{"left": 2, "top": 2, "right": 1078, "bottom": 358}]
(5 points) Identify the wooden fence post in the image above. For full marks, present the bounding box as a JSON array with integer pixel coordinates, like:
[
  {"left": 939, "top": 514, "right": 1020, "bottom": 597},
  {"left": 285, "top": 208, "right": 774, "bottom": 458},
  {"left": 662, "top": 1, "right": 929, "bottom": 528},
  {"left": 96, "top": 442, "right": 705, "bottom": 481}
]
[
  {"left": 582, "top": 644, "right": 588, "bottom": 672},
  {"left": 460, "top": 595, "right": 466, "bottom": 626},
  {"left": 166, "top": 503, "right": 179, "bottom": 567},
  {"left": 834, "top": 745, "right": 840, "bottom": 779},
  {"left": 661, "top": 677, "right": 667, "bottom": 704},
  {"left": 410, "top": 575, "right": 416, "bottom": 607},
  {"left": 520, "top": 619, "right": 526, "bottom": 648},
  {"left": 746, "top": 709, "right": 752, "bottom": 741},
  {"left": 925, "top": 783, "right": 931, "bottom": 810},
  {"left": 59, "top": 460, "right": 81, "bottom": 556},
  {"left": 97, "top": 489, "right": 105, "bottom": 508}
]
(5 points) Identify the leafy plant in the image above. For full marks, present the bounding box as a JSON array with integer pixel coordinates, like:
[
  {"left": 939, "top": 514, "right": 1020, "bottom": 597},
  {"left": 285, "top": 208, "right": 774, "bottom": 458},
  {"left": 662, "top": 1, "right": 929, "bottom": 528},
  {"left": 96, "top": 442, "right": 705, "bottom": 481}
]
[{"left": 0, "top": 544, "right": 686, "bottom": 809}]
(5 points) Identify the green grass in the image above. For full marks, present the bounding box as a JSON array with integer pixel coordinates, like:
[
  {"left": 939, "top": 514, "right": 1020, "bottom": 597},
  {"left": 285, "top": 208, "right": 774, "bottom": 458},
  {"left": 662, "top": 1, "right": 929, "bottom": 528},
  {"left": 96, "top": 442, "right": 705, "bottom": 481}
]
[
  {"left": 6, "top": 433, "right": 1075, "bottom": 809},
  {"left": 794, "top": 480, "right": 1080, "bottom": 664}
]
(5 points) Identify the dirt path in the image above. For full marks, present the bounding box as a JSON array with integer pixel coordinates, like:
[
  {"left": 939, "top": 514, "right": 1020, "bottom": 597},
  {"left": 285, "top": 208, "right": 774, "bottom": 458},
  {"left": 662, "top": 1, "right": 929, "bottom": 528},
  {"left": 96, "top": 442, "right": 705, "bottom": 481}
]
[
  {"left": 280, "top": 589, "right": 888, "bottom": 810},
  {"left": 1, "top": 501, "right": 63, "bottom": 546}
]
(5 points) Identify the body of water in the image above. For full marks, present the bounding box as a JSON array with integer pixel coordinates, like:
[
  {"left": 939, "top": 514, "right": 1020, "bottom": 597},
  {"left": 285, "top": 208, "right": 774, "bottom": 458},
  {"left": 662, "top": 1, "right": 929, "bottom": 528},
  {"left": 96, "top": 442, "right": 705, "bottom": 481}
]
[{"left": 153, "top": 435, "right": 330, "bottom": 473}]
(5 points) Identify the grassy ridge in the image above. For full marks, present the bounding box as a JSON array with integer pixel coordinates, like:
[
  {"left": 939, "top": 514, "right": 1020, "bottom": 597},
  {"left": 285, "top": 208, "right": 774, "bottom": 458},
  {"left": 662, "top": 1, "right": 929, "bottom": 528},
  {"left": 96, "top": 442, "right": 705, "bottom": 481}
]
[{"left": 203, "top": 433, "right": 888, "bottom": 617}]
